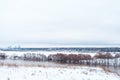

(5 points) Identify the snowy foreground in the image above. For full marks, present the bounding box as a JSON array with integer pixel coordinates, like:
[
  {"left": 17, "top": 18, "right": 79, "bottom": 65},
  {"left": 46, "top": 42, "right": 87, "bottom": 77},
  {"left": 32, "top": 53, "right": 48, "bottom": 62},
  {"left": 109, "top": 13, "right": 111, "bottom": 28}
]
[{"left": 0, "top": 66, "right": 120, "bottom": 80}]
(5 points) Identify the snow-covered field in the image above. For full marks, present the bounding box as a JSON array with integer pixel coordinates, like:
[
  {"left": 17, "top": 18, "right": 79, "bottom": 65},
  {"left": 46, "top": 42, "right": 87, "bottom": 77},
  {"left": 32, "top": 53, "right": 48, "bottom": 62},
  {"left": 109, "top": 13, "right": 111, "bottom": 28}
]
[
  {"left": 0, "top": 51, "right": 117, "bottom": 58},
  {"left": 0, "top": 51, "right": 120, "bottom": 80},
  {"left": 0, "top": 66, "right": 120, "bottom": 80},
  {"left": 0, "top": 51, "right": 97, "bottom": 57}
]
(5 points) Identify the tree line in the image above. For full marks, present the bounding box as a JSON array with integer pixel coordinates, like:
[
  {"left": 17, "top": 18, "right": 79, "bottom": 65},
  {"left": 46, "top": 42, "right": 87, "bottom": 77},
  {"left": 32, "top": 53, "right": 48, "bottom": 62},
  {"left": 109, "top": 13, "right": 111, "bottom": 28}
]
[{"left": 0, "top": 52, "right": 120, "bottom": 66}]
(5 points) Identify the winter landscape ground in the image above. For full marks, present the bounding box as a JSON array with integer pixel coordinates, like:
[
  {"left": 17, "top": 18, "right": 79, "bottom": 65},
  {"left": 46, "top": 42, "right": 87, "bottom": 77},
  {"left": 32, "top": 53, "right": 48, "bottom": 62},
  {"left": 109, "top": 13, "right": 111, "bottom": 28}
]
[
  {"left": 0, "top": 65, "right": 120, "bottom": 80},
  {"left": 0, "top": 59, "right": 120, "bottom": 80},
  {"left": 0, "top": 50, "right": 120, "bottom": 80}
]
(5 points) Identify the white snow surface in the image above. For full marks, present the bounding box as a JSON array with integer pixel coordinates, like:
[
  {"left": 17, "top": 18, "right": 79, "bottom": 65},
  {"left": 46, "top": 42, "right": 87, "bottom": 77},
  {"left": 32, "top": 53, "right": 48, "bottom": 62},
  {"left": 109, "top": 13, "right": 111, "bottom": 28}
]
[
  {"left": 0, "top": 51, "right": 109, "bottom": 57},
  {"left": 0, "top": 66, "right": 120, "bottom": 80},
  {"left": 0, "top": 51, "right": 119, "bottom": 58}
]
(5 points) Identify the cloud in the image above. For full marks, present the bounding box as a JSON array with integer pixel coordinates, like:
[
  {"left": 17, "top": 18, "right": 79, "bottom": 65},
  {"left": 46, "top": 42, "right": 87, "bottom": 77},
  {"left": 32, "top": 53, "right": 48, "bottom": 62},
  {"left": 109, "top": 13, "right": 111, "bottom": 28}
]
[{"left": 0, "top": 0, "right": 120, "bottom": 46}]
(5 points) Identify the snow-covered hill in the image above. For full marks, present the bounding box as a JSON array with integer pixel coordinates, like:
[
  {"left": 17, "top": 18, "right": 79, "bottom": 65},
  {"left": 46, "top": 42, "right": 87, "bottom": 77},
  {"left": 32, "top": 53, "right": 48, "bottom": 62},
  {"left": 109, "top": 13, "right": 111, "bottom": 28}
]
[{"left": 0, "top": 66, "right": 119, "bottom": 80}]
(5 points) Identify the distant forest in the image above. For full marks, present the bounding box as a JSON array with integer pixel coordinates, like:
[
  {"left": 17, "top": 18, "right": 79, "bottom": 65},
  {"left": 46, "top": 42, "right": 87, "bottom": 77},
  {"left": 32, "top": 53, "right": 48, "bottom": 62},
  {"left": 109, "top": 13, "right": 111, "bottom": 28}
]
[{"left": 1, "top": 47, "right": 120, "bottom": 52}]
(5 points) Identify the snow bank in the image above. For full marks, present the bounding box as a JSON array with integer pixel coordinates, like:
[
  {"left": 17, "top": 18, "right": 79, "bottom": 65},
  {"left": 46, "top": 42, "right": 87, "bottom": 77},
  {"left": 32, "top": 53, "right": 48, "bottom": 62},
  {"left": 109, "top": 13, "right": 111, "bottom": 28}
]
[{"left": 0, "top": 66, "right": 119, "bottom": 80}]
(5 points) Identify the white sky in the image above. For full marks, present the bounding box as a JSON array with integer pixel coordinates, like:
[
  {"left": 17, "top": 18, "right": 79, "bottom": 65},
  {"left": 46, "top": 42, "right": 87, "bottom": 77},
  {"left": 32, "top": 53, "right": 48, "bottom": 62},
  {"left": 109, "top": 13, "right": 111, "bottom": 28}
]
[{"left": 0, "top": 0, "right": 120, "bottom": 47}]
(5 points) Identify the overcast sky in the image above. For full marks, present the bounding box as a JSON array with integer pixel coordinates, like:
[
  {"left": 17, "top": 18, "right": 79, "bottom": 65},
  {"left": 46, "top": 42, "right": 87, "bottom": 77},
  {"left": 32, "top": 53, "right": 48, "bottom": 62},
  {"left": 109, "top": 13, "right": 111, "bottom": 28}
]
[{"left": 0, "top": 0, "right": 120, "bottom": 47}]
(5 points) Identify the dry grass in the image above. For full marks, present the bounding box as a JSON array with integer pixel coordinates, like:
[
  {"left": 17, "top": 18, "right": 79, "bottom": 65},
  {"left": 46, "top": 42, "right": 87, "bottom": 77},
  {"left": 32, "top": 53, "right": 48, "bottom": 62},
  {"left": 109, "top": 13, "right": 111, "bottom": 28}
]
[
  {"left": 98, "top": 66, "right": 110, "bottom": 73},
  {"left": 0, "top": 63, "right": 19, "bottom": 67}
]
